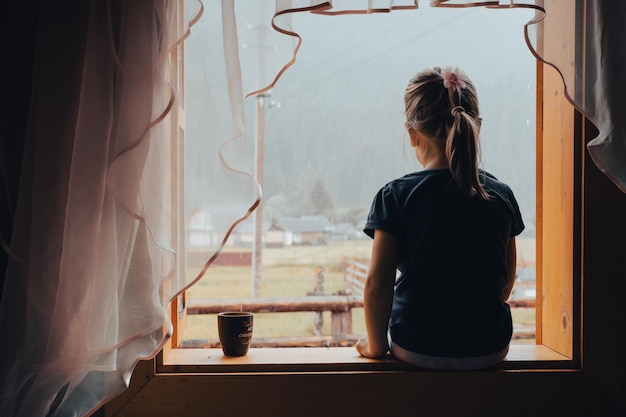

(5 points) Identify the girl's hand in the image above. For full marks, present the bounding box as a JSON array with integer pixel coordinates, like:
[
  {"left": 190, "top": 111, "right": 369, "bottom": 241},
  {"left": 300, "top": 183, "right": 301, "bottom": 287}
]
[{"left": 355, "top": 336, "right": 388, "bottom": 359}]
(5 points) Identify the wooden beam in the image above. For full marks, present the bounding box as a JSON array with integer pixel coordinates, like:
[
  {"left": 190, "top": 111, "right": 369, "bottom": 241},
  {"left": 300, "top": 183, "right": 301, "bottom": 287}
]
[
  {"left": 187, "top": 296, "right": 364, "bottom": 314},
  {"left": 539, "top": 0, "right": 577, "bottom": 358},
  {"left": 110, "top": 369, "right": 623, "bottom": 417}
]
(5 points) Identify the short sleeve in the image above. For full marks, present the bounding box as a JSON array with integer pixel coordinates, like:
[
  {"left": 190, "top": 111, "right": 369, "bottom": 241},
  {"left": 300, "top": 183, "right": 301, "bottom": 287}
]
[
  {"left": 363, "top": 184, "right": 399, "bottom": 239},
  {"left": 507, "top": 188, "right": 525, "bottom": 237}
]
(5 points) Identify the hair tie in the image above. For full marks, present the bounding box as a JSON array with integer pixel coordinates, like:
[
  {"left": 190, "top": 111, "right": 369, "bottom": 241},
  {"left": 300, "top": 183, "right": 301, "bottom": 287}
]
[
  {"left": 442, "top": 67, "right": 467, "bottom": 91},
  {"left": 451, "top": 106, "right": 465, "bottom": 116}
]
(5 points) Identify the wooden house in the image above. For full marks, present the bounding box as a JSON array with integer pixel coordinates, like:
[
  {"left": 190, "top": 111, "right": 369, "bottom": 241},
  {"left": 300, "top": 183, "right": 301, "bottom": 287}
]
[
  {"left": 234, "top": 219, "right": 285, "bottom": 248},
  {"left": 277, "top": 216, "right": 334, "bottom": 246}
]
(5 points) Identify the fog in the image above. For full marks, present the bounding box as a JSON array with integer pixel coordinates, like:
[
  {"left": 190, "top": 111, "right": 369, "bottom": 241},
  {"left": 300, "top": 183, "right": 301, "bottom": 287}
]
[{"left": 186, "top": 3, "right": 537, "bottom": 235}]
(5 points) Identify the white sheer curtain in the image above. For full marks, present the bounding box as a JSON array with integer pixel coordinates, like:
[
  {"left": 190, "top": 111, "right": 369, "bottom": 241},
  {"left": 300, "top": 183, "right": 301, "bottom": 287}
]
[
  {"left": 0, "top": 1, "right": 207, "bottom": 416},
  {"left": 1, "top": 1, "right": 625, "bottom": 416}
]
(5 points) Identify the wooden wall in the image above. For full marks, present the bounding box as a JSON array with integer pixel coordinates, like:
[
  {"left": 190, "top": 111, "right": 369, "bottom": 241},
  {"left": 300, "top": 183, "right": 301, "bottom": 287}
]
[
  {"left": 536, "top": 31, "right": 577, "bottom": 357},
  {"left": 582, "top": 119, "right": 626, "bottom": 410},
  {"left": 106, "top": 365, "right": 623, "bottom": 417}
]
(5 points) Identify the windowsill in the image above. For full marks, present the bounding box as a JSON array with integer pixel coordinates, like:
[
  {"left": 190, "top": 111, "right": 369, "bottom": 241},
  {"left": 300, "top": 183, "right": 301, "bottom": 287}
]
[{"left": 159, "top": 344, "right": 574, "bottom": 374}]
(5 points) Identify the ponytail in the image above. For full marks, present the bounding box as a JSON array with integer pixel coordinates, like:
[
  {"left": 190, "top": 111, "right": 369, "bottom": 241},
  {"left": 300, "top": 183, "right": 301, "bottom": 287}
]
[{"left": 446, "top": 107, "right": 488, "bottom": 199}]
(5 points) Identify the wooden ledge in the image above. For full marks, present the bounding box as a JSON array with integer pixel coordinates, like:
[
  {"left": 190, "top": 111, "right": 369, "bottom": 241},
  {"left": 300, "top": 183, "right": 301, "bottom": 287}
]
[{"left": 159, "top": 344, "right": 574, "bottom": 374}]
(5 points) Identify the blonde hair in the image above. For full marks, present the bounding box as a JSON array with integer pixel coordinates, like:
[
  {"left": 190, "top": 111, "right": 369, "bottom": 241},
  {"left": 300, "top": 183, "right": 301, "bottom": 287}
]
[{"left": 404, "top": 67, "right": 488, "bottom": 199}]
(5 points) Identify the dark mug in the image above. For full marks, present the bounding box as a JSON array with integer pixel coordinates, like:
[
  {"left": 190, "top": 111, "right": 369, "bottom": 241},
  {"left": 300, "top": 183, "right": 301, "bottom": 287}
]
[{"left": 217, "top": 312, "right": 253, "bottom": 356}]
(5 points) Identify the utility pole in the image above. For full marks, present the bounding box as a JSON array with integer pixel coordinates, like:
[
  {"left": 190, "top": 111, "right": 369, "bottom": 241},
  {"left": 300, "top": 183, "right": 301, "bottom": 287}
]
[
  {"left": 252, "top": 91, "right": 265, "bottom": 297},
  {"left": 247, "top": 19, "right": 279, "bottom": 298},
  {"left": 251, "top": 23, "right": 267, "bottom": 298}
]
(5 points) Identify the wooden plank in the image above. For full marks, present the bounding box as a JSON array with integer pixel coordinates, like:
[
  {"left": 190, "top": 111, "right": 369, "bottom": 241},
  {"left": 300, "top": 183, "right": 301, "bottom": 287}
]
[
  {"left": 159, "top": 345, "right": 572, "bottom": 374},
  {"left": 112, "top": 366, "right": 624, "bottom": 417},
  {"left": 535, "top": 60, "right": 544, "bottom": 347},
  {"left": 509, "top": 299, "right": 535, "bottom": 308},
  {"left": 344, "top": 276, "right": 365, "bottom": 295},
  {"left": 180, "top": 335, "right": 361, "bottom": 349},
  {"left": 187, "top": 296, "right": 364, "bottom": 315},
  {"left": 330, "top": 310, "right": 352, "bottom": 335},
  {"left": 538, "top": 0, "right": 577, "bottom": 358},
  {"left": 187, "top": 295, "right": 532, "bottom": 311},
  {"left": 344, "top": 257, "right": 369, "bottom": 295},
  {"left": 103, "top": 359, "right": 155, "bottom": 417},
  {"left": 180, "top": 321, "right": 535, "bottom": 348}
]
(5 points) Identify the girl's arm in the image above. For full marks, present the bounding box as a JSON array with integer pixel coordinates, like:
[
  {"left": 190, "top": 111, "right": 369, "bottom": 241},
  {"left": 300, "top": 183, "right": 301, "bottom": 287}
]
[
  {"left": 356, "top": 229, "right": 399, "bottom": 358},
  {"left": 503, "top": 237, "right": 517, "bottom": 301}
]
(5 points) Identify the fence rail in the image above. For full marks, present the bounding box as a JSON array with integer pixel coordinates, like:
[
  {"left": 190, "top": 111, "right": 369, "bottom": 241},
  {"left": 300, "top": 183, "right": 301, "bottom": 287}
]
[
  {"left": 188, "top": 295, "right": 363, "bottom": 315},
  {"left": 187, "top": 295, "right": 363, "bottom": 338},
  {"left": 180, "top": 335, "right": 359, "bottom": 349},
  {"left": 343, "top": 257, "right": 536, "bottom": 307},
  {"left": 343, "top": 258, "right": 369, "bottom": 295}
]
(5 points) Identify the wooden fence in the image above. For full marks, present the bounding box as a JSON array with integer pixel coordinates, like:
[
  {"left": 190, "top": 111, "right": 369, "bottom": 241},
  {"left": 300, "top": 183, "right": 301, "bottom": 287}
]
[
  {"left": 343, "top": 258, "right": 369, "bottom": 296},
  {"left": 183, "top": 295, "right": 364, "bottom": 348}
]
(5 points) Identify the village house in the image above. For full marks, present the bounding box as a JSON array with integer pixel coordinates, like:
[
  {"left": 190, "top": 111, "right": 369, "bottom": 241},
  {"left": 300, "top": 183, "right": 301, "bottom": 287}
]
[
  {"left": 330, "top": 221, "right": 365, "bottom": 241},
  {"left": 233, "top": 219, "right": 285, "bottom": 248},
  {"left": 186, "top": 207, "right": 219, "bottom": 247},
  {"left": 277, "top": 215, "right": 335, "bottom": 246}
]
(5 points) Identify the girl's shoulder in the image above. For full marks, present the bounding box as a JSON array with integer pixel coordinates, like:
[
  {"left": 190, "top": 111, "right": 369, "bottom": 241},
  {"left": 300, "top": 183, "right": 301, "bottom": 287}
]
[
  {"left": 388, "top": 169, "right": 451, "bottom": 187},
  {"left": 480, "top": 171, "right": 516, "bottom": 197},
  {"left": 481, "top": 171, "right": 524, "bottom": 230},
  {"left": 381, "top": 169, "right": 452, "bottom": 199}
]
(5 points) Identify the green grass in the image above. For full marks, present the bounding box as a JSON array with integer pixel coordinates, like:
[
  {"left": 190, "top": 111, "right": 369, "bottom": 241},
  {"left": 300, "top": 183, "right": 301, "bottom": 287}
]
[{"left": 184, "top": 241, "right": 371, "bottom": 340}]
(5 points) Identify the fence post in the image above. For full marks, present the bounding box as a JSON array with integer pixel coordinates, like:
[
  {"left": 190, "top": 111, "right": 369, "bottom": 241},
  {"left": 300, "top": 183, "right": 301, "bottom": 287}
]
[
  {"left": 331, "top": 311, "right": 352, "bottom": 336},
  {"left": 313, "top": 266, "right": 324, "bottom": 335}
]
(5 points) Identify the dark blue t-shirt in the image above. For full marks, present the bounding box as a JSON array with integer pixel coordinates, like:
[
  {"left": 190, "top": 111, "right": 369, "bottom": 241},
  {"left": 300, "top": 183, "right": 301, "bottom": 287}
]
[{"left": 364, "top": 169, "right": 524, "bottom": 357}]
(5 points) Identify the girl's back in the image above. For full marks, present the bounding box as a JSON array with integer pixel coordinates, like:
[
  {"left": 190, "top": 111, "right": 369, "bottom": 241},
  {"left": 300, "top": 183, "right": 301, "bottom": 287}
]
[{"left": 365, "top": 168, "right": 523, "bottom": 357}]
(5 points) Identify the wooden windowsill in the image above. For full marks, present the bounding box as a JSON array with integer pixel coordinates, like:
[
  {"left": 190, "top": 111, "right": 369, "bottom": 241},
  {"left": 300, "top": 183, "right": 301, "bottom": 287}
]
[{"left": 159, "top": 344, "right": 574, "bottom": 374}]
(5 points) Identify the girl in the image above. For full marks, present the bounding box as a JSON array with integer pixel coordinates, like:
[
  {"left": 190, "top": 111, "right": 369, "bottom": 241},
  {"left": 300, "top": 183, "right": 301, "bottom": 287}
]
[{"left": 355, "top": 67, "right": 524, "bottom": 370}]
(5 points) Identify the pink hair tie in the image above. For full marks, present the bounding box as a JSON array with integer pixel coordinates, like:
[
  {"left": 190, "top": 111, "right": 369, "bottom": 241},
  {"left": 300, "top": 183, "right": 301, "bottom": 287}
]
[{"left": 442, "top": 67, "right": 467, "bottom": 91}]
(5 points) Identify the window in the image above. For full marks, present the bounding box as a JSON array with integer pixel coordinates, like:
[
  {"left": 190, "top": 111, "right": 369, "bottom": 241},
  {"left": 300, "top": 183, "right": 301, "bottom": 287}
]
[
  {"left": 161, "top": 2, "right": 578, "bottom": 370},
  {"left": 178, "top": 3, "right": 541, "bottom": 350},
  {"left": 100, "top": 2, "right": 612, "bottom": 414}
]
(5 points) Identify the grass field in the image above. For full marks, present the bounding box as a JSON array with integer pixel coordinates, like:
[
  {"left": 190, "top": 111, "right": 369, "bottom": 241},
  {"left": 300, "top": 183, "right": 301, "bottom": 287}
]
[
  {"left": 184, "top": 240, "right": 371, "bottom": 341},
  {"left": 183, "top": 239, "right": 536, "bottom": 344}
]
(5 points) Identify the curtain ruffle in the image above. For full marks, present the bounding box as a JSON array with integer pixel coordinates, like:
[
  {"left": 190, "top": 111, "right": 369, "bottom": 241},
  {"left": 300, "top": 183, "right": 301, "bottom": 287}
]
[
  {"left": 272, "top": 1, "right": 626, "bottom": 192},
  {"left": 432, "top": 0, "right": 626, "bottom": 192}
]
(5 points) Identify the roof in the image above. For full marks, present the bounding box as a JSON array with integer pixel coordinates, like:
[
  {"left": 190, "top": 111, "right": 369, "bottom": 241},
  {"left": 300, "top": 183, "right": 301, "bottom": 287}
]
[
  {"left": 331, "top": 222, "right": 359, "bottom": 235},
  {"left": 187, "top": 204, "right": 256, "bottom": 233},
  {"left": 234, "top": 219, "right": 276, "bottom": 234},
  {"left": 278, "top": 216, "right": 335, "bottom": 233}
]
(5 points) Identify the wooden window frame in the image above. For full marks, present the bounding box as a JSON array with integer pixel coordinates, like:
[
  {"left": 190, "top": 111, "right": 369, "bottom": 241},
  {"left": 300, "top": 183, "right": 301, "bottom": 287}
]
[
  {"left": 160, "top": 0, "right": 580, "bottom": 370},
  {"left": 101, "top": 1, "right": 604, "bottom": 415},
  {"left": 150, "top": 51, "right": 580, "bottom": 374}
]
